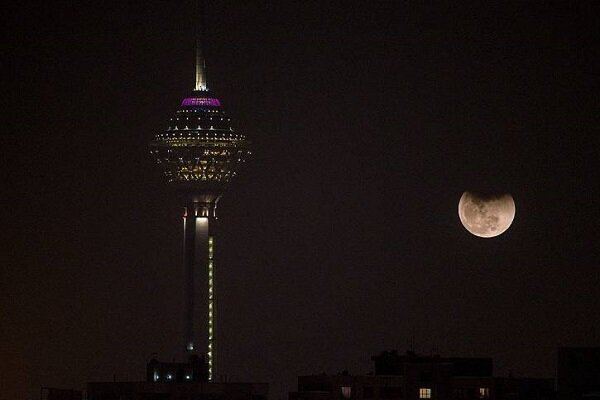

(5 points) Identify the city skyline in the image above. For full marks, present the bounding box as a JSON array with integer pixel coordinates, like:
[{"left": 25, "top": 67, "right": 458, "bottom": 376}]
[{"left": 2, "top": 1, "right": 598, "bottom": 399}]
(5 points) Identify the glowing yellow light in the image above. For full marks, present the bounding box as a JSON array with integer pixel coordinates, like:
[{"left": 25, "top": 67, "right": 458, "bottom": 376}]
[{"left": 207, "top": 236, "right": 215, "bottom": 381}]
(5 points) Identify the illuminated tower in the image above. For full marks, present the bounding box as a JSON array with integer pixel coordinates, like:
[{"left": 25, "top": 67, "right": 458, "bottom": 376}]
[{"left": 149, "top": 6, "right": 250, "bottom": 381}]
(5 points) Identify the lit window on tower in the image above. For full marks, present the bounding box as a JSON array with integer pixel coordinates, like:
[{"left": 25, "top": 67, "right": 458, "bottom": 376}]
[
  {"left": 419, "top": 388, "right": 432, "bottom": 399},
  {"left": 207, "top": 236, "right": 215, "bottom": 380}
]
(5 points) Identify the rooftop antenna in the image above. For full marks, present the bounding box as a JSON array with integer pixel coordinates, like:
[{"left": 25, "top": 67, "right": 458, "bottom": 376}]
[{"left": 195, "top": 0, "right": 208, "bottom": 91}]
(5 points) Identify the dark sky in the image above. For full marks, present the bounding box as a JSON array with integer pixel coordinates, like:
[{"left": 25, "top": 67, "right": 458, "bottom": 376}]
[{"left": 2, "top": 1, "right": 598, "bottom": 399}]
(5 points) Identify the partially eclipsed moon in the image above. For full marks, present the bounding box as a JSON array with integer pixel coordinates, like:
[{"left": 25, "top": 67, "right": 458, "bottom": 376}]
[{"left": 458, "top": 192, "right": 515, "bottom": 238}]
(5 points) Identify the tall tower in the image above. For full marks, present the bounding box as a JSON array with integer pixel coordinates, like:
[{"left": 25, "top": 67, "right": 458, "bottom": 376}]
[{"left": 149, "top": 3, "right": 250, "bottom": 381}]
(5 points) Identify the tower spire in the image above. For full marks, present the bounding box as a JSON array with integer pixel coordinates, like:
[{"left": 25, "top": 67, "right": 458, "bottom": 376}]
[{"left": 195, "top": 0, "right": 208, "bottom": 91}]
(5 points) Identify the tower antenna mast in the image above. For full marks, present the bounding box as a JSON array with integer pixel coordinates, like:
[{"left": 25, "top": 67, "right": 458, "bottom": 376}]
[{"left": 195, "top": 0, "right": 208, "bottom": 91}]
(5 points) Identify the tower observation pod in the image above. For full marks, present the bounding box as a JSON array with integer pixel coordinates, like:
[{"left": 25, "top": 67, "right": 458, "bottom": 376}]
[{"left": 149, "top": 6, "right": 251, "bottom": 381}]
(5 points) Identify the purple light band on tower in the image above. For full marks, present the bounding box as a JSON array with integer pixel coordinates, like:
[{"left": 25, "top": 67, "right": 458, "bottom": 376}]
[{"left": 181, "top": 97, "right": 221, "bottom": 107}]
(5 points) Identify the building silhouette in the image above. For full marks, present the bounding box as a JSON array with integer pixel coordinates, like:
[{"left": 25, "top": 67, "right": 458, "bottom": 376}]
[
  {"left": 86, "top": 355, "right": 267, "bottom": 400},
  {"left": 146, "top": 354, "right": 209, "bottom": 383},
  {"left": 289, "top": 350, "right": 556, "bottom": 400},
  {"left": 84, "top": 355, "right": 267, "bottom": 400},
  {"left": 557, "top": 347, "right": 600, "bottom": 399},
  {"left": 87, "top": 381, "right": 267, "bottom": 400},
  {"left": 40, "top": 388, "right": 83, "bottom": 400}
]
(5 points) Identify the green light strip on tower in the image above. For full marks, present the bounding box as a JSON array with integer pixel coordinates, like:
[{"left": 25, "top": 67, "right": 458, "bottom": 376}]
[{"left": 208, "top": 236, "right": 214, "bottom": 381}]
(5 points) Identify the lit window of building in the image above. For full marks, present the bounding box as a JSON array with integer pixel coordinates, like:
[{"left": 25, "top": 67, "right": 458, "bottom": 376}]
[
  {"left": 479, "top": 387, "right": 490, "bottom": 398},
  {"left": 341, "top": 386, "right": 351, "bottom": 399},
  {"left": 419, "top": 388, "right": 432, "bottom": 399}
]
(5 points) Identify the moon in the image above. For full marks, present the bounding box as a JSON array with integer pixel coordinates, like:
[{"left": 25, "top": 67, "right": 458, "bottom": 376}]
[{"left": 458, "top": 192, "right": 515, "bottom": 238}]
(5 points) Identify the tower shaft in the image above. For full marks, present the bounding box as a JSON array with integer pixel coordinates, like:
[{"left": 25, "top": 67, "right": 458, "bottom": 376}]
[{"left": 183, "top": 200, "right": 217, "bottom": 380}]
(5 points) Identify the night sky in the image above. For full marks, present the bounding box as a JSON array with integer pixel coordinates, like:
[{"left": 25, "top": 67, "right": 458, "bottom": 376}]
[{"left": 2, "top": 1, "right": 598, "bottom": 399}]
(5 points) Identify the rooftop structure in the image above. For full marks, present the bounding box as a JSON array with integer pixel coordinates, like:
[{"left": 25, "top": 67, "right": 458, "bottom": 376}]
[
  {"left": 289, "top": 350, "right": 556, "bottom": 400},
  {"left": 40, "top": 388, "right": 83, "bottom": 400},
  {"left": 557, "top": 347, "right": 600, "bottom": 399},
  {"left": 85, "top": 356, "right": 267, "bottom": 400},
  {"left": 88, "top": 381, "right": 267, "bottom": 400},
  {"left": 146, "top": 355, "right": 209, "bottom": 383}
]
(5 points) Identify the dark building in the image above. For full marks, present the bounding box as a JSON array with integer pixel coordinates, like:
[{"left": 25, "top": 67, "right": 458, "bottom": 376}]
[
  {"left": 516, "top": 379, "right": 556, "bottom": 400},
  {"left": 289, "top": 350, "right": 555, "bottom": 400},
  {"left": 87, "top": 381, "right": 268, "bottom": 400},
  {"left": 87, "top": 356, "right": 267, "bottom": 400},
  {"left": 41, "top": 388, "right": 83, "bottom": 400},
  {"left": 557, "top": 347, "right": 600, "bottom": 399},
  {"left": 146, "top": 355, "right": 209, "bottom": 383}
]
